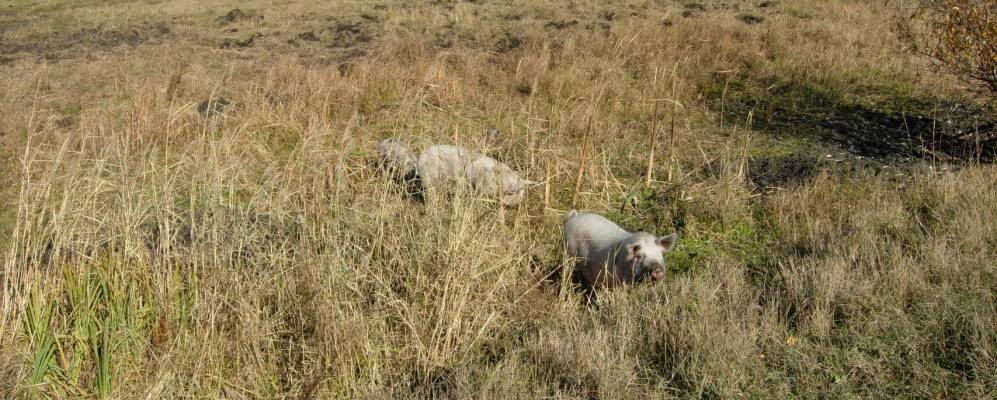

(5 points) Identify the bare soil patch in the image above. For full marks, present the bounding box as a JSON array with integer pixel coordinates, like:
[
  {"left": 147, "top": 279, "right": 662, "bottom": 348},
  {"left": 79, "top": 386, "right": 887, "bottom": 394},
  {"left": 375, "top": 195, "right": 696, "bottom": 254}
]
[
  {"left": 711, "top": 78, "right": 997, "bottom": 165},
  {"left": 0, "top": 22, "right": 172, "bottom": 64},
  {"left": 217, "top": 9, "right": 263, "bottom": 25}
]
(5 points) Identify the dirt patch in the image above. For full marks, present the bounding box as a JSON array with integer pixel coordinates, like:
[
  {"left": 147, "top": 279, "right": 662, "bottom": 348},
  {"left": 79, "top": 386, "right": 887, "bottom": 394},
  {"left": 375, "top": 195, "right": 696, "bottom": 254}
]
[
  {"left": 283, "top": 17, "right": 378, "bottom": 65},
  {"left": 738, "top": 14, "right": 765, "bottom": 24},
  {"left": 682, "top": 3, "right": 706, "bottom": 18},
  {"left": 494, "top": 33, "right": 522, "bottom": 53},
  {"left": 710, "top": 78, "right": 997, "bottom": 164},
  {"left": 0, "top": 22, "right": 172, "bottom": 64},
  {"left": 221, "top": 33, "right": 260, "bottom": 49},
  {"left": 544, "top": 19, "right": 579, "bottom": 30},
  {"left": 297, "top": 31, "right": 319, "bottom": 42},
  {"left": 746, "top": 153, "right": 822, "bottom": 189},
  {"left": 331, "top": 23, "right": 371, "bottom": 47},
  {"left": 700, "top": 152, "right": 822, "bottom": 191},
  {"left": 217, "top": 9, "right": 263, "bottom": 25},
  {"left": 702, "top": 149, "right": 926, "bottom": 194},
  {"left": 763, "top": 100, "right": 997, "bottom": 163},
  {"left": 293, "top": 17, "right": 377, "bottom": 49}
]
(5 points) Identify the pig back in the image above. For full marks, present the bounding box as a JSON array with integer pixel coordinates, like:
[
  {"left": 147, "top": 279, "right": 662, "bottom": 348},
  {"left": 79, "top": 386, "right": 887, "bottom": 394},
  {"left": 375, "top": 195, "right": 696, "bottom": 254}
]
[
  {"left": 562, "top": 212, "right": 629, "bottom": 260},
  {"left": 418, "top": 145, "right": 472, "bottom": 187}
]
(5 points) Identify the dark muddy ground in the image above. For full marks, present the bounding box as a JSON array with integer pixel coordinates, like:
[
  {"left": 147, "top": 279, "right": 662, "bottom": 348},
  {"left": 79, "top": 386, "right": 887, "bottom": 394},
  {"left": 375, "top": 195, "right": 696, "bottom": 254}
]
[
  {"left": 697, "top": 129, "right": 988, "bottom": 194},
  {"left": 714, "top": 78, "right": 997, "bottom": 164},
  {"left": 740, "top": 151, "right": 909, "bottom": 192},
  {"left": 1, "top": 1, "right": 789, "bottom": 67},
  {"left": 0, "top": 22, "right": 173, "bottom": 65},
  {"left": 704, "top": 75, "right": 997, "bottom": 191},
  {"left": 753, "top": 97, "right": 996, "bottom": 164}
]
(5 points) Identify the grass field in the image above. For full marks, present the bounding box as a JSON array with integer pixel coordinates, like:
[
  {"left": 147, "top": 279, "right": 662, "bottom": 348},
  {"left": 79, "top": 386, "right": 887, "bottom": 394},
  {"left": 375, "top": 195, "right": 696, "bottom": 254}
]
[{"left": 1, "top": 0, "right": 995, "bottom": 398}]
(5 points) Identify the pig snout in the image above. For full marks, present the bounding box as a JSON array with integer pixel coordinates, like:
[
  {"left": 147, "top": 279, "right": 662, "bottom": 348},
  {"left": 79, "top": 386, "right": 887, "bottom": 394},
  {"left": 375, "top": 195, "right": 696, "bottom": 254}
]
[{"left": 650, "top": 268, "right": 665, "bottom": 281}]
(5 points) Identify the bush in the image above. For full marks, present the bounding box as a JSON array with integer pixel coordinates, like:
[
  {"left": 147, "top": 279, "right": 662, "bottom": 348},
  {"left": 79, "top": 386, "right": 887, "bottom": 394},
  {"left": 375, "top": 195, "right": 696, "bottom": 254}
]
[{"left": 898, "top": 0, "right": 997, "bottom": 96}]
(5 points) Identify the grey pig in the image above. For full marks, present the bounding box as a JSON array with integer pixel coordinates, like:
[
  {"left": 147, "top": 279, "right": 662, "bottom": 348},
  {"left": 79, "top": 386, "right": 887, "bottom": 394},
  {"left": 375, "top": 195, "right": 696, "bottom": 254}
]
[
  {"left": 418, "top": 144, "right": 535, "bottom": 207},
  {"left": 562, "top": 210, "right": 678, "bottom": 289},
  {"left": 377, "top": 138, "right": 419, "bottom": 179}
]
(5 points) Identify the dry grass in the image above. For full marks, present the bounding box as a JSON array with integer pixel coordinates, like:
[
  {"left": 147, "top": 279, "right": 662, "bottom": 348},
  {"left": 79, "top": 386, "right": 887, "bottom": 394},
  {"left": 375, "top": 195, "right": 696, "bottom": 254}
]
[{"left": 1, "top": 0, "right": 995, "bottom": 398}]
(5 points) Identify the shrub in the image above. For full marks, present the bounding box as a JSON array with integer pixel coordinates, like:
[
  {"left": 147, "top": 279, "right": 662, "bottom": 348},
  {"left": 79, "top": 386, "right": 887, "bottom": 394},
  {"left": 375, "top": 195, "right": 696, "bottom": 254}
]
[{"left": 898, "top": 0, "right": 997, "bottom": 96}]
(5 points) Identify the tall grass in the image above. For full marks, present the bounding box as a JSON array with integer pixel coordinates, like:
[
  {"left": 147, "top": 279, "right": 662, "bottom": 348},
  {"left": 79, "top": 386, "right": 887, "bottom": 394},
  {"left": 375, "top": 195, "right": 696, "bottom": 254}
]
[{"left": 1, "top": 0, "right": 994, "bottom": 398}]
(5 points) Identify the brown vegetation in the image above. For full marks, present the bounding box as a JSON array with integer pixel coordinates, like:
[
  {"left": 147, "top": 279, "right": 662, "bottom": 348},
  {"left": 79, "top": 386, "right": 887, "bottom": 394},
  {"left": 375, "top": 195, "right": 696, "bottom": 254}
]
[
  {"left": 0, "top": 0, "right": 994, "bottom": 398},
  {"left": 898, "top": 0, "right": 997, "bottom": 96}
]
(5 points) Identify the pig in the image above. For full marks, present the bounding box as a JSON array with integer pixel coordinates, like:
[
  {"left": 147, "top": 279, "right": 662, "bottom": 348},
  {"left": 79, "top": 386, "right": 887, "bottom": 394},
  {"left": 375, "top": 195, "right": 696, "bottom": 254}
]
[
  {"left": 562, "top": 210, "right": 678, "bottom": 289},
  {"left": 377, "top": 138, "right": 419, "bottom": 180},
  {"left": 377, "top": 138, "right": 423, "bottom": 199},
  {"left": 418, "top": 144, "right": 536, "bottom": 207}
]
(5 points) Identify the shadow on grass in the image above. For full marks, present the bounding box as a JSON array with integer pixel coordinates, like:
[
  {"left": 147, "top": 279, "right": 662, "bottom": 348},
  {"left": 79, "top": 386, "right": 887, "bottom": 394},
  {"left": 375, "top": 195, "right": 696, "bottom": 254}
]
[
  {"left": 532, "top": 252, "right": 598, "bottom": 305},
  {"left": 709, "top": 76, "right": 997, "bottom": 164}
]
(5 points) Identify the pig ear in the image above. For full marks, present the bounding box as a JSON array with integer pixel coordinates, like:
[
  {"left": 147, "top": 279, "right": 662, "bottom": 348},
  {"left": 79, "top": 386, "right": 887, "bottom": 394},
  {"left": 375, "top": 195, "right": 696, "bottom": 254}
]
[
  {"left": 629, "top": 243, "right": 642, "bottom": 255},
  {"left": 658, "top": 233, "right": 678, "bottom": 252}
]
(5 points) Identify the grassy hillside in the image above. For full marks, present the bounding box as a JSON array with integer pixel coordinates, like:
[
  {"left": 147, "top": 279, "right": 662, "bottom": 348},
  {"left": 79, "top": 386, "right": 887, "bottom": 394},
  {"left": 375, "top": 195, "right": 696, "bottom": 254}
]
[{"left": 1, "top": 0, "right": 994, "bottom": 398}]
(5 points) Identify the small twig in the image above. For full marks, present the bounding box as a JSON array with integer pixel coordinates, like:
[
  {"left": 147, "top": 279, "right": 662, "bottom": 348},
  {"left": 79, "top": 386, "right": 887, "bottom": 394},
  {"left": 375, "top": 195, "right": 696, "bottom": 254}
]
[
  {"left": 720, "top": 74, "right": 732, "bottom": 131},
  {"left": 902, "top": 112, "right": 914, "bottom": 157},
  {"left": 572, "top": 114, "right": 594, "bottom": 208},
  {"left": 646, "top": 67, "right": 661, "bottom": 186},
  {"left": 572, "top": 86, "right": 606, "bottom": 208},
  {"left": 669, "top": 66, "right": 678, "bottom": 182},
  {"left": 544, "top": 155, "right": 552, "bottom": 210},
  {"left": 974, "top": 118, "right": 981, "bottom": 164}
]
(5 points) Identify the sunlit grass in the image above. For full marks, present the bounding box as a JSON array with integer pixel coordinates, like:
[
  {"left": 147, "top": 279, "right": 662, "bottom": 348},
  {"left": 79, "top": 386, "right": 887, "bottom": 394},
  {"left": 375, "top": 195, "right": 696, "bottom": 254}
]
[{"left": 0, "top": 0, "right": 994, "bottom": 398}]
